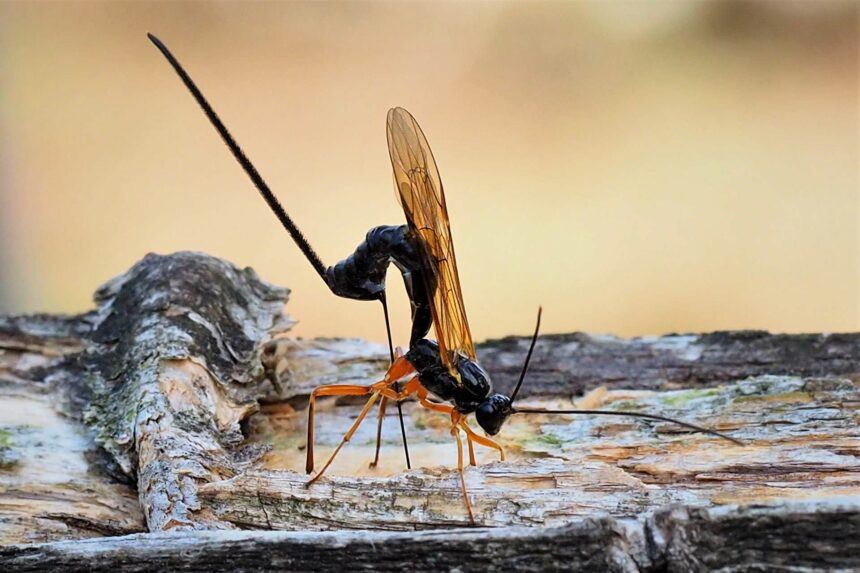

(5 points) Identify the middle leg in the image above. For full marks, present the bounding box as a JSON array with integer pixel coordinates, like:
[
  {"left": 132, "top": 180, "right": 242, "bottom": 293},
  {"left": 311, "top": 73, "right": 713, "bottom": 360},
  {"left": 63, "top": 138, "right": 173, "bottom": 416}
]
[{"left": 369, "top": 396, "right": 388, "bottom": 469}]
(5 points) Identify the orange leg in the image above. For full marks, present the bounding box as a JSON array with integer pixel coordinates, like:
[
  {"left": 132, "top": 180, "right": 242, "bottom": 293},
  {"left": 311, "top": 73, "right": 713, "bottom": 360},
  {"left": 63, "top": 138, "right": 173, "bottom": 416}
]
[
  {"left": 414, "top": 388, "right": 477, "bottom": 466},
  {"left": 416, "top": 389, "right": 455, "bottom": 415},
  {"left": 306, "top": 391, "right": 381, "bottom": 486},
  {"left": 451, "top": 421, "right": 475, "bottom": 525},
  {"left": 369, "top": 396, "right": 388, "bottom": 469},
  {"left": 385, "top": 354, "right": 415, "bottom": 383},
  {"left": 459, "top": 419, "right": 506, "bottom": 462},
  {"left": 377, "top": 376, "right": 422, "bottom": 401},
  {"left": 306, "top": 355, "right": 419, "bottom": 477},
  {"left": 306, "top": 384, "right": 373, "bottom": 474}
]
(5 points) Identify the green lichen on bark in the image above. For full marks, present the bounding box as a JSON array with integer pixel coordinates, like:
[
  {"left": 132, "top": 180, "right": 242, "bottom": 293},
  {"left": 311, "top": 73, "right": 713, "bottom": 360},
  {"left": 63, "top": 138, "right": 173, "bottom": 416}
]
[{"left": 0, "top": 428, "right": 18, "bottom": 470}]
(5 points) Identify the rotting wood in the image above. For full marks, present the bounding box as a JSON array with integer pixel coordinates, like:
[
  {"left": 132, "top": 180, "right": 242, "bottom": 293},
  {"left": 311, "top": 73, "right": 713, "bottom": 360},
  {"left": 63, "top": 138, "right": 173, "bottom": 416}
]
[
  {"left": 477, "top": 329, "right": 860, "bottom": 398},
  {"left": 0, "top": 251, "right": 858, "bottom": 572},
  {"left": 82, "top": 252, "right": 292, "bottom": 532}
]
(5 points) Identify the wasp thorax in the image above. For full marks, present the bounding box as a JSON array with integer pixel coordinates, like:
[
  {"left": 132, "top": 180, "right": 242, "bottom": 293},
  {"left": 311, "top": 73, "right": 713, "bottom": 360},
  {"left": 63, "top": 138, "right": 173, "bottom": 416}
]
[
  {"left": 475, "top": 393, "right": 513, "bottom": 435},
  {"left": 457, "top": 357, "right": 491, "bottom": 402}
]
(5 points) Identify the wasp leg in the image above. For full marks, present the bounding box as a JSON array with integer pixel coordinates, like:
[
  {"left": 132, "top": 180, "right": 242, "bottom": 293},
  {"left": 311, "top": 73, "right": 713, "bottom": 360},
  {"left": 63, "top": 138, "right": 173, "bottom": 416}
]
[
  {"left": 307, "top": 357, "right": 418, "bottom": 483},
  {"left": 369, "top": 396, "right": 388, "bottom": 469},
  {"left": 451, "top": 420, "right": 476, "bottom": 525},
  {"left": 307, "top": 391, "right": 381, "bottom": 486},
  {"left": 459, "top": 419, "right": 506, "bottom": 462},
  {"left": 369, "top": 348, "right": 410, "bottom": 469},
  {"left": 379, "top": 373, "right": 421, "bottom": 401},
  {"left": 416, "top": 391, "right": 455, "bottom": 415},
  {"left": 306, "top": 384, "right": 374, "bottom": 474},
  {"left": 413, "top": 388, "right": 477, "bottom": 466},
  {"left": 384, "top": 352, "right": 414, "bottom": 383}
]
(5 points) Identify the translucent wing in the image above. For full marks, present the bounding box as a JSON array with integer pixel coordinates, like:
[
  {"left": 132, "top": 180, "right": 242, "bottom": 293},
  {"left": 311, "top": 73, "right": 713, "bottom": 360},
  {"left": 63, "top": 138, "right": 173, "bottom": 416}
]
[{"left": 386, "top": 107, "right": 475, "bottom": 375}]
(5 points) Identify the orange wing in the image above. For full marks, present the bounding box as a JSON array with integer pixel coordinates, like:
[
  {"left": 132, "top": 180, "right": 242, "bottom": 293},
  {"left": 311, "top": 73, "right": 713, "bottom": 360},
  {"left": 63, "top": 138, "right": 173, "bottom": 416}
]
[{"left": 386, "top": 107, "right": 475, "bottom": 376}]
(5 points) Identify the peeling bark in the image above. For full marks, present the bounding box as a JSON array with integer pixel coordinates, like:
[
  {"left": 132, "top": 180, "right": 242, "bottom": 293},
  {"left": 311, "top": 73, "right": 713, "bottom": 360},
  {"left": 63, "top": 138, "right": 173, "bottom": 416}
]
[
  {"left": 477, "top": 330, "right": 860, "bottom": 399},
  {"left": 82, "top": 253, "right": 292, "bottom": 531}
]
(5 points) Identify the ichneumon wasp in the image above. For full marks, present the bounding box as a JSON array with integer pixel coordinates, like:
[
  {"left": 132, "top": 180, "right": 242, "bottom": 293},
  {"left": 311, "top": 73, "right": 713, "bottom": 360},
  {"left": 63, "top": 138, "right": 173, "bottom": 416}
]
[{"left": 148, "top": 34, "right": 742, "bottom": 524}]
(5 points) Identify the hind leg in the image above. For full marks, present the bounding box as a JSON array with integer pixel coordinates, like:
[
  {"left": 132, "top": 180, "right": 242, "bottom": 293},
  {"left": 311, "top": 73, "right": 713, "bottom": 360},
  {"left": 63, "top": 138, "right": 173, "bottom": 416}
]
[
  {"left": 306, "top": 391, "right": 381, "bottom": 486},
  {"left": 306, "top": 384, "right": 373, "bottom": 474}
]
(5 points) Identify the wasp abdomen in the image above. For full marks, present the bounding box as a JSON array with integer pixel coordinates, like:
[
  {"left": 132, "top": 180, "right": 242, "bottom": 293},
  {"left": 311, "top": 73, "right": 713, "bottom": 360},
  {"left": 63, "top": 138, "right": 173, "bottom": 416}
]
[
  {"left": 325, "top": 225, "right": 434, "bottom": 344},
  {"left": 325, "top": 225, "right": 411, "bottom": 299}
]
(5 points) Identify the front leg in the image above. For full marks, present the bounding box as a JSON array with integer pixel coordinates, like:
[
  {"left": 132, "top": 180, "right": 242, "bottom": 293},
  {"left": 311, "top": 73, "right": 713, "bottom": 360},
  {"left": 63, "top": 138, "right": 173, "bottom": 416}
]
[{"left": 459, "top": 418, "right": 506, "bottom": 462}]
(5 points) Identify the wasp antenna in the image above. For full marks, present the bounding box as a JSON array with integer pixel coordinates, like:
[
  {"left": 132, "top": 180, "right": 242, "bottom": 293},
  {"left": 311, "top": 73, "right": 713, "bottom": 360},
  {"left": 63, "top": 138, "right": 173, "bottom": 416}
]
[
  {"left": 146, "top": 33, "right": 328, "bottom": 282},
  {"left": 511, "top": 407, "right": 743, "bottom": 446},
  {"left": 509, "top": 306, "right": 542, "bottom": 404}
]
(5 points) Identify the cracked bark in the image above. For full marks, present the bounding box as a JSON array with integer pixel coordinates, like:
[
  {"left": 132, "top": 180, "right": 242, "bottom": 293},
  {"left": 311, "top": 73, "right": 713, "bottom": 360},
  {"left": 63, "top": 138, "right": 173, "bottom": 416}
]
[{"left": 0, "top": 251, "right": 858, "bottom": 571}]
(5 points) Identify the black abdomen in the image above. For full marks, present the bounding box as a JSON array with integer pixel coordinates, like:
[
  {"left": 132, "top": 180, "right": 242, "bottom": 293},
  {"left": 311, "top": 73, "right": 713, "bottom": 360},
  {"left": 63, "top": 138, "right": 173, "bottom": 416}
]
[
  {"left": 325, "top": 225, "right": 434, "bottom": 344},
  {"left": 326, "top": 225, "right": 407, "bottom": 300}
]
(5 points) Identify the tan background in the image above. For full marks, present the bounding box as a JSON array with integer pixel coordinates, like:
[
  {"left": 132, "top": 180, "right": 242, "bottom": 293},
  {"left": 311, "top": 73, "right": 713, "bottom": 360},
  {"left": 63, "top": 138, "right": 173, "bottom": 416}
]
[{"left": 0, "top": 1, "right": 857, "bottom": 345}]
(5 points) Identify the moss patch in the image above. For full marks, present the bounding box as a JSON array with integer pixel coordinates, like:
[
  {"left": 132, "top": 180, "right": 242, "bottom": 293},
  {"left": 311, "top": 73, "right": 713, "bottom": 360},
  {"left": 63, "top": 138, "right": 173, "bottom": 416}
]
[
  {"left": 661, "top": 388, "right": 721, "bottom": 408},
  {"left": 0, "top": 428, "right": 20, "bottom": 470},
  {"left": 733, "top": 391, "right": 813, "bottom": 405},
  {"left": 537, "top": 434, "right": 564, "bottom": 447}
]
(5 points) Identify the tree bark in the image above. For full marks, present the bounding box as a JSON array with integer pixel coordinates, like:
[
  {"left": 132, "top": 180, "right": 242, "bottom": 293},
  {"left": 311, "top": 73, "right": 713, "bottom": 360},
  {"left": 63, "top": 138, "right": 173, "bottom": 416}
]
[{"left": 0, "top": 251, "right": 857, "bottom": 571}]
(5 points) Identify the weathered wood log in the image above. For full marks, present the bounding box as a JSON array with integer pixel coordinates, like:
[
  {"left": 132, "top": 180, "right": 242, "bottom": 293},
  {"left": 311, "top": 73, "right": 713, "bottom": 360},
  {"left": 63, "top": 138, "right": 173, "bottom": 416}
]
[
  {"left": 1, "top": 251, "right": 858, "bottom": 571},
  {"left": 82, "top": 253, "right": 292, "bottom": 532},
  {"left": 2, "top": 498, "right": 858, "bottom": 572}
]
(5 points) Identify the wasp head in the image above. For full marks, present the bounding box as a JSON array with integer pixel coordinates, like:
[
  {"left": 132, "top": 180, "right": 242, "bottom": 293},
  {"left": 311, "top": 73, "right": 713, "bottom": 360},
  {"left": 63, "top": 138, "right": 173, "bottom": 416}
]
[{"left": 475, "top": 393, "right": 513, "bottom": 435}]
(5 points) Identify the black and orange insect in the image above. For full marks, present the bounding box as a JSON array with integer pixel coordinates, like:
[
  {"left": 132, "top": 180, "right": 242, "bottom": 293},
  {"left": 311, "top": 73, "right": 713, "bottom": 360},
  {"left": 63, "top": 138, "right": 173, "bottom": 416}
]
[{"left": 149, "top": 34, "right": 742, "bottom": 524}]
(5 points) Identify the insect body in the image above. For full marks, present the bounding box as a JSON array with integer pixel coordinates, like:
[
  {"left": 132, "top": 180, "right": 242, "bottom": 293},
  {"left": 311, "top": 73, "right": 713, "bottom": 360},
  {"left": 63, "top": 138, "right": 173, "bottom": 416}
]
[
  {"left": 149, "top": 34, "right": 742, "bottom": 525},
  {"left": 326, "top": 224, "right": 434, "bottom": 346}
]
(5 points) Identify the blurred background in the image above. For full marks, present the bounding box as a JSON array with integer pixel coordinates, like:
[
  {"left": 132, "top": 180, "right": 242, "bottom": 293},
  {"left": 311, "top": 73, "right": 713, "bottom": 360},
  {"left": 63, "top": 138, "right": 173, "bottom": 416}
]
[{"left": 0, "top": 1, "right": 857, "bottom": 345}]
